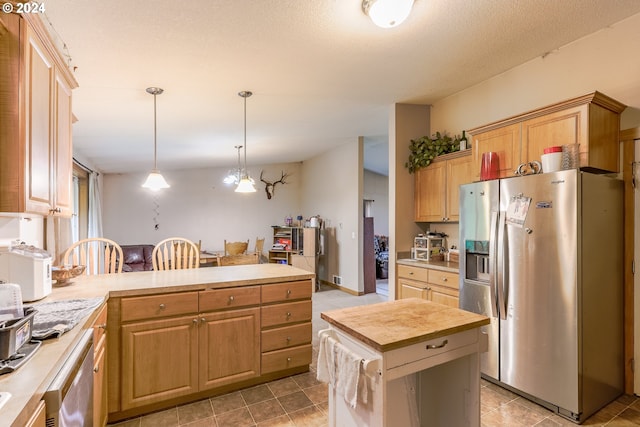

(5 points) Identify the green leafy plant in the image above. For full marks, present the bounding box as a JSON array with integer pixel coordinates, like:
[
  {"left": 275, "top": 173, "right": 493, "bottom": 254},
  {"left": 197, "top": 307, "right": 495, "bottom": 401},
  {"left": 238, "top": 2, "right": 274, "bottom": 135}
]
[{"left": 405, "top": 131, "right": 461, "bottom": 173}]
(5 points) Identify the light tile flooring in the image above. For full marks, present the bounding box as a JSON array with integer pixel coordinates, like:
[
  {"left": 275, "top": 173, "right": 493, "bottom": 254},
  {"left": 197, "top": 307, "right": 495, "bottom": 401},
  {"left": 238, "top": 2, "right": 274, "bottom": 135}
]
[{"left": 109, "top": 285, "right": 640, "bottom": 427}]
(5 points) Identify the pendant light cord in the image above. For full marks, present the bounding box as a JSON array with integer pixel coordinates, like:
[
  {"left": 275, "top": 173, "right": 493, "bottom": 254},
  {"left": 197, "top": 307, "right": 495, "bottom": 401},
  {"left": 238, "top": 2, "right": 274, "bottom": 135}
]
[
  {"left": 243, "top": 94, "right": 247, "bottom": 175},
  {"left": 153, "top": 92, "right": 158, "bottom": 170}
]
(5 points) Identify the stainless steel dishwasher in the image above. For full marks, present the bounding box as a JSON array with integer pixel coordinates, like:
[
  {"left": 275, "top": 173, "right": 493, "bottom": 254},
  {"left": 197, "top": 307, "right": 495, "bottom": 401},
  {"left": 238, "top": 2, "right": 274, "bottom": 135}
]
[{"left": 44, "top": 329, "right": 94, "bottom": 426}]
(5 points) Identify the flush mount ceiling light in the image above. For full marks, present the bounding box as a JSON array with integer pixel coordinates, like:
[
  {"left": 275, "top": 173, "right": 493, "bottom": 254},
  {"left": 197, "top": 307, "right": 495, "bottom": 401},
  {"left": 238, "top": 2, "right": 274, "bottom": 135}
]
[
  {"left": 235, "top": 90, "right": 257, "bottom": 193},
  {"left": 223, "top": 145, "right": 243, "bottom": 184},
  {"left": 362, "top": 0, "right": 415, "bottom": 28},
  {"left": 142, "top": 87, "right": 170, "bottom": 191}
]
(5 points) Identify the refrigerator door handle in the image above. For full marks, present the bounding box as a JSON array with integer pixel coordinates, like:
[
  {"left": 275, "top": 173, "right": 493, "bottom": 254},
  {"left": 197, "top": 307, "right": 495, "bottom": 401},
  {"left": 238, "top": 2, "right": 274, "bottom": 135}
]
[
  {"left": 489, "top": 210, "right": 499, "bottom": 319},
  {"left": 496, "top": 210, "right": 507, "bottom": 320}
]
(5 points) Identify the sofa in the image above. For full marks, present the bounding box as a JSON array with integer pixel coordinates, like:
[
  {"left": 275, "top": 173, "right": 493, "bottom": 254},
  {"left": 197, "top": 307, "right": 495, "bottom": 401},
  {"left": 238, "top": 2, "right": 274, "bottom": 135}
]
[{"left": 119, "top": 244, "right": 155, "bottom": 272}]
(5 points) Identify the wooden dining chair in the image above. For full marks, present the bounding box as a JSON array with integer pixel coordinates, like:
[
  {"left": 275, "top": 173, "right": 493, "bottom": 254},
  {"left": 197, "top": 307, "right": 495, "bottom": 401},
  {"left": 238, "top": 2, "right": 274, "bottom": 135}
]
[
  {"left": 152, "top": 237, "right": 200, "bottom": 270},
  {"left": 216, "top": 253, "right": 259, "bottom": 266},
  {"left": 63, "top": 237, "right": 124, "bottom": 275},
  {"left": 224, "top": 239, "right": 249, "bottom": 255},
  {"left": 251, "top": 237, "right": 265, "bottom": 263}
]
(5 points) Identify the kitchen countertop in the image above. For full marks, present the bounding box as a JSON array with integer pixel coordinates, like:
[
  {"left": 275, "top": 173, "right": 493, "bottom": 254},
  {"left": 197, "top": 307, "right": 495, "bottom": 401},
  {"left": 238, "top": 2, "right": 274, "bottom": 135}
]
[
  {"left": 396, "top": 258, "right": 460, "bottom": 274},
  {"left": 0, "top": 264, "right": 314, "bottom": 427},
  {"left": 321, "top": 298, "right": 489, "bottom": 352}
]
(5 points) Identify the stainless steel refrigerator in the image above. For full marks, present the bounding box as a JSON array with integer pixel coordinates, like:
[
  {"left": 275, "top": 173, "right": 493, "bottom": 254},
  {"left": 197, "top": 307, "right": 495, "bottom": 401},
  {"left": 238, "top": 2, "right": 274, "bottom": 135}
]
[{"left": 459, "top": 169, "right": 623, "bottom": 423}]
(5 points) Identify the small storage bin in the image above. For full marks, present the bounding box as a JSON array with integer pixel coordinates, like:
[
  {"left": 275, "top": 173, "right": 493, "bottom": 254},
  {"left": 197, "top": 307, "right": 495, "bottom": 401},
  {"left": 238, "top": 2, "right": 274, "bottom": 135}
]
[{"left": 0, "top": 307, "right": 36, "bottom": 360}]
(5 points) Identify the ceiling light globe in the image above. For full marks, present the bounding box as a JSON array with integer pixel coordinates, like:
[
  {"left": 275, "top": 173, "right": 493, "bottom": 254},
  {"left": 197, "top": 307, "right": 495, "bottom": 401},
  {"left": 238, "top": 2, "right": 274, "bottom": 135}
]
[{"left": 364, "top": 0, "right": 414, "bottom": 28}]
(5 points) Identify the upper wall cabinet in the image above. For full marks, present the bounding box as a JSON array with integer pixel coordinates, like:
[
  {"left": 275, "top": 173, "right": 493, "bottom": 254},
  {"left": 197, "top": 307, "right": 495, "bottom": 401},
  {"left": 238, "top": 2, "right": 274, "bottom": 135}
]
[
  {"left": 415, "top": 150, "right": 472, "bottom": 222},
  {"left": 0, "top": 13, "right": 78, "bottom": 217},
  {"left": 468, "top": 92, "right": 625, "bottom": 181}
]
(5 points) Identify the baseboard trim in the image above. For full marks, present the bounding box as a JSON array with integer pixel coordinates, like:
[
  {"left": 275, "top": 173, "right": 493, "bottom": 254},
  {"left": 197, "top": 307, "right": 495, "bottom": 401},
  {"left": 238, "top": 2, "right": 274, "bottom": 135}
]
[{"left": 319, "top": 280, "right": 363, "bottom": 296}]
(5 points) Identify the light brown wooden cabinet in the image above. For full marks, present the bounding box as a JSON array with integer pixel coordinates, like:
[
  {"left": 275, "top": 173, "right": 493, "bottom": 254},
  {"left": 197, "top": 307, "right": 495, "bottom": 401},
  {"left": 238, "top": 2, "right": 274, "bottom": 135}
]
[
  {"left": 24, "top": 400, "right": 46, "bottom": 427},
  {"left": 469, "top": 92, "right": 625, "bottom": 181},
  {"left": 119, "top": 289, "right": 261, "bottom": 411},
  {"left": 415, "top": 151, "right": 473, "bottom": 222},
  {"left": 261, "top": 280, "right": 312, "bottom": 374},
  {"left": 397, "top": 264, "right": 459, "bottom": 308},
  {"left": 0, "top": 13, "right": 77, "bottom": 216},
  {"left": 93, "top": 304, "right": 108, "bottom": 427},
  {"left": 109, "top": 280, "right": 313, "bottom": 421}
]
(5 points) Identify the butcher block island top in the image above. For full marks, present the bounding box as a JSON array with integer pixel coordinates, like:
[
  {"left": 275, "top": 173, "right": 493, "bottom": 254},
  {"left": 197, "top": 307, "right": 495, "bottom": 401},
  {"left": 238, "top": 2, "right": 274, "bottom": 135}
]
[{"left": 321, "top": 297, "right": 489, "bottom": 352}]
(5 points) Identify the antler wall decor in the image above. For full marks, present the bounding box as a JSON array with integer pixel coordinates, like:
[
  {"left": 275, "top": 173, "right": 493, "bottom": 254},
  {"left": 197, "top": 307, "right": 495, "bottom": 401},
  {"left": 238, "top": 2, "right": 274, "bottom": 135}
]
[{"left": 260, "top": 170, "right": 288, "bottom": 200}]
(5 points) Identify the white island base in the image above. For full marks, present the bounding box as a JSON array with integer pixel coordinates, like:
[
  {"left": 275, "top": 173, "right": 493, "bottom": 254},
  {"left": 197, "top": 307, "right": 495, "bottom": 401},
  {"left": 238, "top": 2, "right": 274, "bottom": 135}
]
[{"left": 320, "top": 298, "right": 489, "bottom": 427}]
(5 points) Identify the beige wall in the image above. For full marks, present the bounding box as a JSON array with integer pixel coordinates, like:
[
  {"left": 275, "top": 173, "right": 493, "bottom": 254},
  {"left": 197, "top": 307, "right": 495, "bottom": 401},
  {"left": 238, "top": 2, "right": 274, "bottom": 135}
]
[
  {"left": 363, "top": 169, "right": 389, "bottom": 236},
  {"left": 430, "top": 12, "right": 640, "bottom": 134},
  {"left": 299, "top": 138, "right": 362, "bottom": 293},
  {"left": 389, "top": 103, "right": 430, "bottom": 300},
  {"left": 102, "top": 163, "right": 302, "bottom": 251}
]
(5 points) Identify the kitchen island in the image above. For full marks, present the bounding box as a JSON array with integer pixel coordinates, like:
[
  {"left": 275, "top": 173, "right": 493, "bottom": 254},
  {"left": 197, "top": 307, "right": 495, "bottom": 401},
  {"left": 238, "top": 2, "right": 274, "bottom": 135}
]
[
  {"left": 0, "top": 264, "right": 314, "bottom": 427},
  {"left": 320, "top": 298, "right": 489, "bottom": 427}
]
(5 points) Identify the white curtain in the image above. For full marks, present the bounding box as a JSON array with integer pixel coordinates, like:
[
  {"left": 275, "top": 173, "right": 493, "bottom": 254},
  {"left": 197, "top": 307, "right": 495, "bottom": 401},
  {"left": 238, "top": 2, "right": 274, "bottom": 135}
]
[{"left": 88, "top": 172, "right": 103, "bottom": 238}]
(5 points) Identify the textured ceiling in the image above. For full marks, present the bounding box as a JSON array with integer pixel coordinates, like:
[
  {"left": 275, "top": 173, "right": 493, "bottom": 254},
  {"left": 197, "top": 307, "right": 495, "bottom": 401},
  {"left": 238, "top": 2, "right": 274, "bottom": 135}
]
[{"left": 42, "top": 0, "right": 640, "bottom": 176}]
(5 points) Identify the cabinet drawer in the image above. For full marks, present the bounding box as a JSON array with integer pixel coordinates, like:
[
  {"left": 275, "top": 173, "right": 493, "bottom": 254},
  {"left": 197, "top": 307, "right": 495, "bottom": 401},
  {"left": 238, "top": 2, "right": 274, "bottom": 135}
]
[
  {"left": 397, "top": 265, "right": 429, "bottom": 282},
  {"left": 386, "top": 329, "right": 479, "bottom": 370},
  {"left": 261, "top": 322, "right": 312, "bottom": 352},
  {"left": 262, "top": 280, "right": 312, "bottom": 304},
  {"left": 261, "top": 301, "right": 312, "bottom": 328},
  {"left": 199, "top": 286, "right": 260, "bottom": 311},
  {"left": 428, "top": 270, "right": 458, "bottom": 290},
  {"left": 261, "top": 344, "right": 312, "bottom": 374},
  {"left": 121, "top": 292, "right": 198, "bottom": 322},
  {"left": 93, "top": 303, "right": 108, "bottom": 351}
]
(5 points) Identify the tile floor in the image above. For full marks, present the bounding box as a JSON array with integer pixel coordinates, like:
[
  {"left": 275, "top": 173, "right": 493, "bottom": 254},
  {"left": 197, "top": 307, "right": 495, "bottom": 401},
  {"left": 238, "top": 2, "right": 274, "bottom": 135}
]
[{"left": 109, "top": 285, "right": 639, "bottom": 427}]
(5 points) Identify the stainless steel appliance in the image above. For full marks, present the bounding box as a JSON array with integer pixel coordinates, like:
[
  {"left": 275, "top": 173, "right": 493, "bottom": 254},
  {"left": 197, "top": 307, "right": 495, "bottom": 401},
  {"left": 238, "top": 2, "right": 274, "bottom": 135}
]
[
  {"left": 459, "top": 169, "right": 623, "bottom": 423},
  {"left": 44, "top": 329, "right": 94, "bottom": 426}
]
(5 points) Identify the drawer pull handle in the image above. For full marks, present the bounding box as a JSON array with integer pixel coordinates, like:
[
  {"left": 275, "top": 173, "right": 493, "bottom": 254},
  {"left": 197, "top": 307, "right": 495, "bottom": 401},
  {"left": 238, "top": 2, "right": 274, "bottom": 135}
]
[
  {"left": 409, "top": 272, "right": 414, "bottom": 275},
  {"left": 96, "top": 324, "right": 106, "bottom": 330},
  {"left": 94, "top": 366, "right": 99, "bottom": 373},
  {"left": 287, "top": 289, "right": 292, "bottom": 295},
  {"left": 426, "top": 339, "right": 448, "bottom": 350},
  {"left": 286, "top": 337, "right": 291, "bottom": 342},
  {"left": 287, "top": 357, "right": 292, "bottom": 362},
  {"left": 286, "top": 312, "right": 292, "bottom": 318},
  {"left": 442, "top": 277, "right": 447, "bottom": 282},
  {"left": 229, "top": 296, "right": 235, "bottom": 302},
  {"left": 193, "top": 319, "right": 198, "bottom": 324},
  {"left": 159, "top": 304, "right": 166, "bottom": 310},
  {"left": 201, "top": 317, "right": 206, "bottom": 323}
]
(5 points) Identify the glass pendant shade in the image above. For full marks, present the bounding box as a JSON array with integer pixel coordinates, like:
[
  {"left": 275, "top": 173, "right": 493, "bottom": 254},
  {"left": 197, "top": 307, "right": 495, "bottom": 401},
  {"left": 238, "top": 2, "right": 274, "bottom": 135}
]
[
  {"left": 363, "top": 0, "right": 414, "bottom": 28},
  {"left": 235, "top": 175, "right": 256, "bottom": 193},
  {"left": 142, "top": 87, "right": 170, "bottom": 190},
  {"left": 142, "top": 170, "right": 170, "bottom": 191}
]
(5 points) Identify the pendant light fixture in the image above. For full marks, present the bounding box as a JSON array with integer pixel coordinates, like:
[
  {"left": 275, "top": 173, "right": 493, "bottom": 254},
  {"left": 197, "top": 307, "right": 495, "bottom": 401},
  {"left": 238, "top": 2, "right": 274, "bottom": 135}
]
[
  {"left": 235, "top": 90, "right": 256, "bottom": 193},
  {"left": 362, "top": 0, "right": 414, "bottom": 28},
  {"left": 142, "top": 87, "right": 170, "bottom": 191},
  {"left": 223, "top": 145, "right": 243, "bottom": 184}
]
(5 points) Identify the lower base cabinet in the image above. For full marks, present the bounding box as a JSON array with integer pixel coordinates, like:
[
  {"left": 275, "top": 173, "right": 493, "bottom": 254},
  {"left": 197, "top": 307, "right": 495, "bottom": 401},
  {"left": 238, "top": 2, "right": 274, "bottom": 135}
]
[
  {"left": 121, "top": 315, "right": 199, "bottom": 410},
  {"left": 397, "top": 264, "right": 459, "bottom": 308},
  {"left": 25, "top": 400, "right": 46, "bottom": 427},
  {"left": 199, "top": 307, "right": 260, "bottom": 389},
  {"left": 109, "top": 280, "right": 312, "bottom": 421}
]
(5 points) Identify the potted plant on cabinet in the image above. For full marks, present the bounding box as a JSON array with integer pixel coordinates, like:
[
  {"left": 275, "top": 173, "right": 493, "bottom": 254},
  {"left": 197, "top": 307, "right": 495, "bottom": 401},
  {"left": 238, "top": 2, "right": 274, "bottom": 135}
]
[{"left": 405, "top": 131, "right": 461, "bottom": 173}]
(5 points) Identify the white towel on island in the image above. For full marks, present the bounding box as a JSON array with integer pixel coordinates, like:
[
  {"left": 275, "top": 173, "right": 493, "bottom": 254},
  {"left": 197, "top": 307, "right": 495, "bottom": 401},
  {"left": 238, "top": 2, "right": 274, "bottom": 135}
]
[
  {"left": 316, "top": 332, "right": 337, "bottom": 385},
  {"left": 316, "top": 331, "right": 365, "bottom": 408},
  {"left": 335, "top": 343, "right": 362, "bottom": 408}
]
